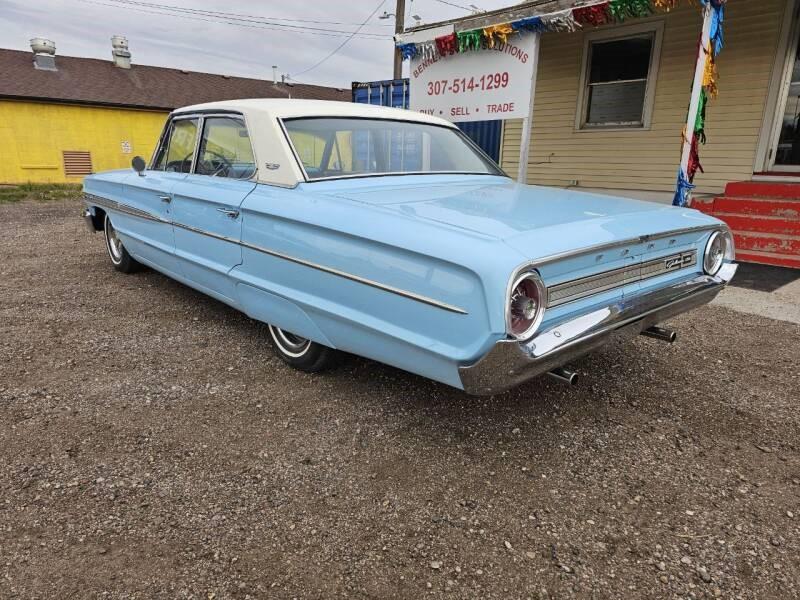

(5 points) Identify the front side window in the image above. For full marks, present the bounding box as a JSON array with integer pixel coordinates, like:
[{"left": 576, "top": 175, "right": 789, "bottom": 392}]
[
  {"left": 283, "top": 117, "right": 502, "bottom": 181},
  {"left": 196, "top": 117, "right": 256, "bottom": 179},
  {"left": 578, "top": 25, "right": 662, "bottom": 129},
  {"left": 157, "top": 118, "right": 199, "bottom": 173}
]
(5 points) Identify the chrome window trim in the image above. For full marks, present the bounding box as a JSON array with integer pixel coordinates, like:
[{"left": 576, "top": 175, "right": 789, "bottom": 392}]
[
  {"left": 150, "top": 112, "right": 258, "bottom": 182},
  {"left": 277, "top": 117, "right": 309, "bottom": 183},
  {"left": 193, "top": 114, "right": 258, "bottom": 181},
  {"left": 153, "top": 114, "right": 201, "bottom": 175},
  {"left": 279, "top": 116, "right": 504, "bottom": 184},
  {"left": 82, "top": 193, "right": 467, "bottom": 315},
  {"left": 149, "top": 118, "right": 173, "bottom": 171}
]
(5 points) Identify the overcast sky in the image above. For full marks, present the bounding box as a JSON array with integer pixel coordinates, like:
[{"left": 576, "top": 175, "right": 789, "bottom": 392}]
[{"left": 0, "top": 0, "right": 514, "bottom": 88}]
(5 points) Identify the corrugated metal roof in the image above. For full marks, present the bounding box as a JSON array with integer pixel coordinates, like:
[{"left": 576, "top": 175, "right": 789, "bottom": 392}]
[{"left": 0, "top": 48, "right": 349, "bottom": 110}]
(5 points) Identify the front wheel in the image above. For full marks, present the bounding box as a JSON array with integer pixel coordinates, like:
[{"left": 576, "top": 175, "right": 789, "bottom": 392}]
[
  {"left": 267, "top": 325, "right": 337, "bottom": 372},
  {"left": 104, "top": 213, "right": 140, "bottom": 273}
]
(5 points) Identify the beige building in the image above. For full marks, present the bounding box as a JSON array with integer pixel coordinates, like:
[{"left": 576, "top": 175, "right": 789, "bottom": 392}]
[{"left": 404, "top": 0, "right": 800, "bottom": 268}]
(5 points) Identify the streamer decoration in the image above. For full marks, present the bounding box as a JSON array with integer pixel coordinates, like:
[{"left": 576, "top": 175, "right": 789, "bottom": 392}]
[
  {"left": 673, "top": 169, "right": 696, "bottom": 207},
  {"left": 573, "top": 4, "right": 611, "bottom": 27},
  {"left": 608, "top": 0, "right": 653, "bottom": 21},
  {"left": 456, "top": 29, "right": 483, "bottom": 52},
  {"left": 435, "top": 33, "right": 458, "bottom": 56},
  {"left": 398, "top": 43, "right": 417, "bottom": 60},
  {"left": 482, "top": 23, "right": 516, "bottom": 48},
  {"left": 511, "top": 16, "right": 546, "bottom": 34},
  {"left": 673, "top": 0, "right": 727, "bottom": 206},
  {"left": 653, "top": 0, "right": 680, "bottom": 10},
  {"left": 541, "top": 9, "right": 580, "bottom": 33}
]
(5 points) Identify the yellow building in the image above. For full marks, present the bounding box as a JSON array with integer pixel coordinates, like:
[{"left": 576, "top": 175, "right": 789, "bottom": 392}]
[{"left": 0, "top": 40, "right": 348, "bottom": 184}]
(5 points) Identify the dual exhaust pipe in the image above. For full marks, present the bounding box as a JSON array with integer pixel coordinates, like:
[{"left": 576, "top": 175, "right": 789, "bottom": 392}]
[{"left": 547, "top": 326, "right": 677, "bottom": 386}]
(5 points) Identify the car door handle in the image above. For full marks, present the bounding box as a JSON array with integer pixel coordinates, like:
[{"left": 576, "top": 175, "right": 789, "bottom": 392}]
[
  {"left": 158, "top": 195, "right": 171, "bottom": 203},
  {"left": 217, "top": 208, "right": 240, "bottom": 219}
]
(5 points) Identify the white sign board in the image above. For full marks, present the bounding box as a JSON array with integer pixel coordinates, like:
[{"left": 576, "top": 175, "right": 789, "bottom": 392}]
[{"left": 409, "top": 35, "right": 539, "bottom": 123}]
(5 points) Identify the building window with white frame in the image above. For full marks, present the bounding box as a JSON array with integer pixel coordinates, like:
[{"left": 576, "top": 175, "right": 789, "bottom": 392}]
[{"left": 577, "top": 23, "right": 663, "bottom": 129}]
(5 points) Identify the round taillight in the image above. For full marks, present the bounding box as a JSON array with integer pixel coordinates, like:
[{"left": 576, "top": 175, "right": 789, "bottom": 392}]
[
  {"left": 506, "top": 272, "right": 546, "bottom": 341},
  {"left": 704, "top": 230, "right": 733, "bottom": 275}
]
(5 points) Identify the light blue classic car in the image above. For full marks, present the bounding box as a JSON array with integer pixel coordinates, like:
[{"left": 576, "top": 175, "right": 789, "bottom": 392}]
[{"left": 83, "top": 99, "right": 737, "bottom": 394}]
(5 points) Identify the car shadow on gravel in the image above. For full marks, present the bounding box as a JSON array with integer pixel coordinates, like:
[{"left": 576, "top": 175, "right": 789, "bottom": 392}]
[
  {"left": 132, "top": 262, "right": 619, "bottom": 411},
  {"left": 101, "top": 256, "right": 764, "bottom": 458}
]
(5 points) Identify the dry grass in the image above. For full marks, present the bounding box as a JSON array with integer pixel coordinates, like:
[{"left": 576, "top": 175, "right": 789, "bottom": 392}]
[{"left": 0, "top": 183, "right": 82, "bottom": 203}]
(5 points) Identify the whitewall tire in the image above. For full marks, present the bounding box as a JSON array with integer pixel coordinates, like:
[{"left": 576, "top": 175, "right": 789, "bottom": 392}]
[
  {"left": 267, "top": 324, "right": 337, "bottom": 372},
  {"left": 103, "top": 214, "right": 140, "bottom": 273}
]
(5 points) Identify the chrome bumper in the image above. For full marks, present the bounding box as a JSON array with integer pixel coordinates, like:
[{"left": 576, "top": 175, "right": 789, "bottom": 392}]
[{"left": 459, "top": 263, "right": 738, "bottom": 395}]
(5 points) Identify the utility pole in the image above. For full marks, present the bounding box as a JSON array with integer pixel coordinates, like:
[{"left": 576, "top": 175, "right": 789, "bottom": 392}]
[{"left": 393, "top": 0, "right": 406, "bottom": 80}]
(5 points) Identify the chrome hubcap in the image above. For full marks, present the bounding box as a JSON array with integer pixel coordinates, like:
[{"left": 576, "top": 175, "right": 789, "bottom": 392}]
[
  {"left": 105, "top": 217, "right": 123, "bottom": 263},
  {"left": 269, "top": 325, "right": 311, "bottom": 357}
]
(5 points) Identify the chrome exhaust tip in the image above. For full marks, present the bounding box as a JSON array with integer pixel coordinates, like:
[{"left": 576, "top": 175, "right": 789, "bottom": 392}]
[
  {"left": 641, "top": 326, "right": 677, "bottom": 344},
  {"left": 548, "top": 367, "right": 579, "bottom": 386}
]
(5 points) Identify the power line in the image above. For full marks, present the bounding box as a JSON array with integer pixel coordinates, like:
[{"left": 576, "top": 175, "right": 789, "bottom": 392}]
[
  {"left": 111, "top": 2, "right": 396, "bottom": 26},
  {"left": 75, "top": 0, "right": 391, "bottom": 38},
  {"left": 99, "top": 0, "right": 393, "bottom": 32},
  {"left": 292, "top": 0, "right": 388, "bottom": 78},
  {"left": 432, "top": 0, "right": 478, "bottom": 12},
  {"left": 91, "top": 0, "right": 391, "bottom": 35}
]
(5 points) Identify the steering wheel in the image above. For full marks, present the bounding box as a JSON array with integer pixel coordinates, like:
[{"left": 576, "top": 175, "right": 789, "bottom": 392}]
[
  {"left": 198, "top": 150, "right": 233, "bottom": 177},
  {"left": 166, "top": 152, "right": 195, "bottom": 173}
]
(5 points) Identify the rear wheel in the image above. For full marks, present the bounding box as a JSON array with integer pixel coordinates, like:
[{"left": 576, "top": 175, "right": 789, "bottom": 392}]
[
  {"left": 267, "top": 324, "right": 337, "bottom": 372},
  {"left": 104, "top": 213, "right": 140, "bottom": 273}
]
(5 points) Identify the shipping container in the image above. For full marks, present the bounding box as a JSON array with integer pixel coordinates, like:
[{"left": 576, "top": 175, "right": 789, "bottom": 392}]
[{"left": 352, "top": 79, "right": 503, "bottom": 162}]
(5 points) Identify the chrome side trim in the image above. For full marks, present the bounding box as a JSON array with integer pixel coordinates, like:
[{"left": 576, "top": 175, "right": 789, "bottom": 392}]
[
  {"left": 83, "top": 193, "right": 468, "bottom": 315},
  {"left": 83, "top": 193, "right": 167, "bottom": 224},
  {"left": 173, "top": 220, "right": 241, "bottom": 244},
  {"left": 547, "top": 250, "right": 698, "bottom": 308},
  {"left": 239, "top": 239, "right": 469, "bottom": 315}
]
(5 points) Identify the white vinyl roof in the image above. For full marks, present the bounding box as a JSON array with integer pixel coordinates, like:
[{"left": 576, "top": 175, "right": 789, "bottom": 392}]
[
  {"left": 171, "top": 99, "right": 457, "bottom": 187},
  {"left": 176, "top": 98, "right": 455, "bottom": 126}
]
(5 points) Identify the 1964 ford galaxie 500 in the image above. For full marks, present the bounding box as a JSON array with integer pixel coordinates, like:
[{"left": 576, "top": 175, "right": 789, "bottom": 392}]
[{"left": 83, "top": 99, "right": 737, "bottom": 394}]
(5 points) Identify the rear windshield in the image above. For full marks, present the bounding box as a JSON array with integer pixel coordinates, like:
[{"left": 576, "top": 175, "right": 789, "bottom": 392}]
[{"left": 282, "top": 117, "right": 503, "bottom": 181}]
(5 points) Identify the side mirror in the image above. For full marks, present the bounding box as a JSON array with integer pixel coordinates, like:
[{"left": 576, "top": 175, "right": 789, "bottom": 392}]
[{"left": 131, "top": 156, "right": 146, "bottom": 176}]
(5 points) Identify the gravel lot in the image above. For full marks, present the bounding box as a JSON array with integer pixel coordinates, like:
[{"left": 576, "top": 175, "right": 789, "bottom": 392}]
[{"left": 1, "top": 198, "right": 799, "bottom": 599}]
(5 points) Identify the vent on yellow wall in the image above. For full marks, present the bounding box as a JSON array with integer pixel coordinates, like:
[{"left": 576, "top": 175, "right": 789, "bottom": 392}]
[{"left": 63, "top": 151, "right": 93, "bottom": 176}]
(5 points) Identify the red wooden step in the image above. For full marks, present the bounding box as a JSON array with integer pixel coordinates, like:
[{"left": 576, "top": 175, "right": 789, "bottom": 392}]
[
  {"left": 691, "top": 197, "right": 715, "bottom": 213},
  {"left": 725, "top": 181, "right": 800, "bottom": 200},
  {"left": 732, "top": 231, "right": 800, "bottom": 255},
  {"left": 735, "top": 249, "right": 800, "bottom": 269},
  {"left": 712, "top": 197, "right": 800, "bottom": 219},
  {"left": 710, "top": 213, "right": 800, "bottom": 236}
]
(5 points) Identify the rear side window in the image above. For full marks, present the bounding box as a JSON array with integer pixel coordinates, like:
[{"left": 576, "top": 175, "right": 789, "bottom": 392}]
[
  {"left": 153, "top": 118, "right": 199, "bottom": 173},
  {"left": 196, "top": 117, "right": 256, "bottom": 179}
]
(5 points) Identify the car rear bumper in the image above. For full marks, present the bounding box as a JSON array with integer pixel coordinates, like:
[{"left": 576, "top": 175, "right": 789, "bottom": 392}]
[{"left": 458, "top": 263, "right": 738, "bottom": 395}]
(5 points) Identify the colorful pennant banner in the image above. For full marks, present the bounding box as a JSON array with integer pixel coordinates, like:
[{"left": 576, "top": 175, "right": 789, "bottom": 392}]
[{"left": 395, "top": 0, "right": 703, "bottom": 58}]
